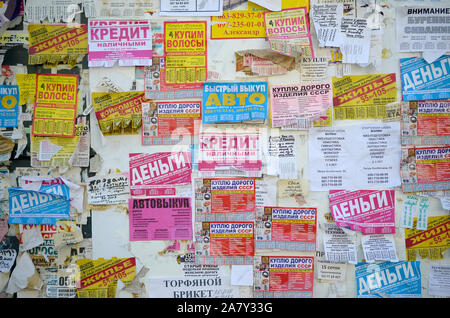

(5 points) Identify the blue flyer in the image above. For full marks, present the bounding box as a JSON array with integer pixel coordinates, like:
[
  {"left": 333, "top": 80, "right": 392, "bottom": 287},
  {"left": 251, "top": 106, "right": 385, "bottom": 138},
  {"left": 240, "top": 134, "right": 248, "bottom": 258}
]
[
  {"left": 355, "top": 261, "right": 421, "bottom": 298},
  {"left": 400, "top": 55, "right": 450, "bottom": 101},
  {"left": 8, "top": 182, "right": 71, "bottom": 225},
  {"left": 0, "top": 85, "right": 19, "bottom": 127},
  {"left": 202, "top": 82, "right": 268, "bottom": 123}
]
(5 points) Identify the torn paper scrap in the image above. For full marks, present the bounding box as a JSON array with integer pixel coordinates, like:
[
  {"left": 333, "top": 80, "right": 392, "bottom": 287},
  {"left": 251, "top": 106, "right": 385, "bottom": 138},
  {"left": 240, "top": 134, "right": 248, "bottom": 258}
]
[
  {"left": 231, "top": 265, "right": 253, "bottom": 286},
  {"left": 235, "top": 50, "right": 295, "bottom": 77},
  {"left": 6, "top": 252, "right": 43, "bottom": 294},
  {"left": 250, "top": 0, "right": 281, "bottom": 11}
]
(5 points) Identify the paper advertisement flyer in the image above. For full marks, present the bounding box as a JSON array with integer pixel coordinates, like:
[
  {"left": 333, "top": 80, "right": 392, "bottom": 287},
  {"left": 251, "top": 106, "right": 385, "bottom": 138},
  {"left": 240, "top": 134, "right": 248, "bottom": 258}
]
[
  {"left": 195, "top": 221, "right": 254, "bottom": 265},
  {"left": 160, "top": 0, "right": 223, "bottom": 16},
  {"left": 235, "top": 50, "right": 295, "bottom": 77},
  {"left": 0, "top": 248, "right": 16, "bottom": 273},
  {"left": 255, "top": 206, "right": 316, "bottom": 251},
  {"left": 400, "top": 55, "right": 450, "bottom": 101},
  {"left": 28, "top": 24, "right": 88, "bottom": 67},
  {"left": 264, "top": 7, "right": 314, "bottom": 58},
  {"left": 195, "top": 178, "right": 256, "bottom": 222},
  {"left": 270, "top": 82, "right": 332, "bottom": 129},
  {"left": 396, "top": 7, "right": 450, "bottom": 62},
  {"left": 32, "top": 74, "right": 79, "bottom": 138},
  {"left": 329, "top": 190, "right": 396, "bottom": 235},
  {"left": 141, "top": 101, "right": 201, "bottom": 146},
  {"left": 322, "top": 222, "right": 357, "bottom": 264},
  {"left": 253, "top": 256, "right": 314, "bottom": 298},
  {"left": 266, "top": 135, "right": 297, "bottom": 179},
  {"left": 355, "top": 261, "right": 421, "bottom": 298},
  {"left": 428, "top": 264, "right": 450, "bottom": 297},
  {"left": 361, "top": 234, "right": 398, "bottom": 263},
  {"left": 339, "top": 18, "right": 371, "bottom": 65},
  {"left": 147, "top": 252, "right": 239, "bottom": 298},
  {"left": 255, "top": 177, "right": 277, "bottom": 208},
  {"left": 88, "top": 19, "right": 152, "bottom": 67},
  {"left": 129, "top": 152, "right": 192, "bottom": 196},
  {"left": 92, "top": 91, "right": 145, "bottom": 135},
  {"left": 405, "top": 215, "right": 450, "bottom": 261},
  {"left": 129, "top": 197, "right": 192, "bottom": 241},
  {"left": 332, "top": 73, "right": 396, "bottom": 120},
  {"left": 211, "top": 9, "right": 266, "bottom": 39},
  {"left": 310, "top": 3, "right": 344, "bottom": 47},
  {"left": 401, "top": 146, "right": 450, "bottom": 193},
  {"left": 87, "top": 174, "right": 130, "bottom": 205},
  {"left": 315, "top": 251, "right": 346, "bottom": 281},
  {"left": 0, "top": 85, "right": 18, "bottom": 127},
  {"left": 309, "top": 123, "right": 401, "bottom": 190},
  {"left": 8, "top": 179, "right": 71, "bottom": 225},
  {"left": 30, "top": 124, "right": 90, "bottom": 168},
  {"left": 164, "top": 21, "right": 207, "bottom": 87},
  {"left": 198, "top": 132, "right": 262, "bottom": 177},
  {"left": 401, "top": 100, "right": 450, "bottom": 146},
  {"left": 76, "top": 257, "right": 136, "bottom": 298},
  {"left": 202, "top": 82, "right": 268, "bottom": 124}
]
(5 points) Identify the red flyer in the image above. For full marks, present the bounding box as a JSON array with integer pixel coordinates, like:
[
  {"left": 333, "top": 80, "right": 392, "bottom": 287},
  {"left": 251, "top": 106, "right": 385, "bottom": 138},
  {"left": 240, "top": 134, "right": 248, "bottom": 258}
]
[
  {"left": 195, "top": 178, "right": 256, "bottom": 221},
  {"left": 195, "top": 221, "right": 254, "bottom": 265},
  {"left": 253, "top": 256, "right": 314, "bottom": 298},
  {"left": 256, "top": 206, "right": 316, "bottom": 251}
]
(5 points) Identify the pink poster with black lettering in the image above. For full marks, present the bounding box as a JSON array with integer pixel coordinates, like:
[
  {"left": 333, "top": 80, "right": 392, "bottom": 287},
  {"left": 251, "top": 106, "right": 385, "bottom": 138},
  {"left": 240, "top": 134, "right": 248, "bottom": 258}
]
[
  {"left": 88, "top": 19, "right": 152, "bottom": 67},
  {"left": 329, "top": 190, "right": 395, "bottom": 235},
  {"left": 129, "top": 152, "right": 192, "bottom": 196}
]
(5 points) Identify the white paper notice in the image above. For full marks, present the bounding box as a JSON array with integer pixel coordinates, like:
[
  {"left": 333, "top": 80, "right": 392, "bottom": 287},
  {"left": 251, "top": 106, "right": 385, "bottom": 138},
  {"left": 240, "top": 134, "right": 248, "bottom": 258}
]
[
  {"left": 160, "top": 0, "right": 223, "bottom": 16},
  {"left": 231, "top": 265, "right": 253, "bottom": 286},
  {"left": 339, "top": 18, "right": 371, "bottom": 64},
  {"left": 38, "top": 139, "right": 63, "bottom": 162},
  {"left": 396, "top": 7, "right": 450, "bottom": 64},
  {"left": 0, "top": 249, "right": 17, "bottom": 273},
  {"left": 316, "top": 251, "right": 346, "bottom": 281},
  {"left": 266, "top": 135, "right": 297, "bottom": 180},
  {"left": 311, "top": 3, "right": 344, "bottom": 47},
  {"left": 361, "top": 234, "right": 398, "bottom": 263},
  {"left": 323, "top": 222, "right": 357, "bottom": 264},
  {"left": 255, "top": 178, "right": 277, "bottom": 207},
  {"left": 428, "top": 265, "right": 450, "bottom": 297},
  {"left": 309, "top": 123, "right": 401, "bottom": 191}
]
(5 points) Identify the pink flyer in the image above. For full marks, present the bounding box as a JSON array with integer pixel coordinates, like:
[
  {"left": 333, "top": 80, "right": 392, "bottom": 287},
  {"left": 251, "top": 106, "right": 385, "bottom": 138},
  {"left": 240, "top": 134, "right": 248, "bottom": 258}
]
[
  {"left": 329, "top": 190, "right": 395, "bottom": 235},
  {"left": 129, "top": 197, "right": 192, "bottom": 241},
  {"left": 88, "top": 19, "right": 152, "bottom": 67},
  {"left": 129, "top": 152, "right": 192, "bottom": 196},
  {"left": 198, "top": 132, "right": 262, "bottom": 177}
]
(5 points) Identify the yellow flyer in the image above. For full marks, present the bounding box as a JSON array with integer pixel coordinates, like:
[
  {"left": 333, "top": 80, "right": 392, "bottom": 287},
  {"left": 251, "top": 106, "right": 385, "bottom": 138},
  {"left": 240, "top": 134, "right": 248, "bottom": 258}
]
[
  {"left": 16, "top": 74, "right": 36, "bottom": 105},
  {"left": 332, "top": 73, "right": 397, "bottom": 120},
  {"left": 30, "top": 124, "right": 89, "bottom": 167},
  {"left": 264, "top": 7, "right": 314, "bottom": 58},
  {"left": 405, "top": 216, "right": 450, "bottom": 261},
  {"left": 32, "top": 73, "right": 79, "bottom": 137},
  {"left": 92, "top": 91, "right": 145, "bottom": 135},
  {"left": 28, "top": 24, "right": 88, "bottom": 67},
  {"left": 164, "top": 21, "right": 207, "bottom": 86},
  {"left": 76, "top": 257, "right": 136, "bottom": 298}
]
